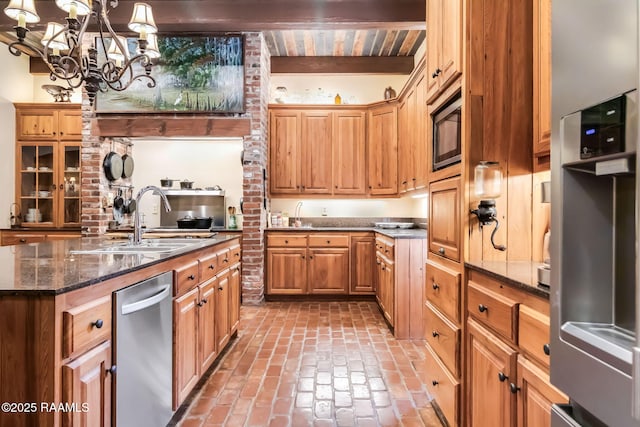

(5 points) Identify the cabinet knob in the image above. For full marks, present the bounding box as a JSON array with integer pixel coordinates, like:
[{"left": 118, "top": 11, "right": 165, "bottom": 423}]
[
  {"left": 309, "top": 255, "right": 314, "bottom": 259},
  {"left": 510, "top": 383, "right": 520, "bottom": 394},
  {"left": 432, "top": 380, "right": 439, "bottom": 386},
  {"left": 284, "top": 240, "right": 289, "bottom": 244},
  {"left": 91, "top": 319, "right": 104, "bottom": 329},
  {"left": 219, "top": 285, "right": 224, "bottom": 291},
  {"left": 478, "top": 304, "right": 488, "bottom": 313},
  {"left": 60, "top": 131, "right": 64, "bottom": 136},
  {"left": 197, "top": 301, "right": 203, "bottom": 307},
  {"left": 236, "top": 266, "right": 241, "bottom": 272},
  {"left": 431, "top": 68, "right": 442, "bottom": 78},
  {"left": 201, "top": 298, "right": 208, "bottom": 304},
  {"left": 59, "top": 184, "right": 64, "bottom": 190},
  {"left": 432, "top": 330, "right": 439, "bottom": 338},
  {"left": 543, "top": 343, "right": 550, "bottom": 356},
  {"left": 209, "top": 264, "right": 215, "bottom": 270},
  {"left": 106, "top": 365, "right": 117, "bottom": 375},
  {"left": 432, "top": 282, "right": 440, "bottom": 290},
  {"left": 19, "top": 238, "right": 26, "bottom": 243},
  {"left": 402, "top": 180, "right": 407, "bottom": 185},
  {"left": 498, "top": 372, "right": 508, "bottom": 382},
  {"left": 326, "top": 240, "right": 331, "bottom": 244},
  {"left": 224, "top": 258, "right": 229, "bottom": 263},
  {"left": 438, "top": 247, "right": 445, "bottom": 255},
  {"left": 188, "top": 274, "right": 195, "bottom": 280},
  {"left": 301, "top": 255, "right": 305, "bottom": 259},
  {"left": 376, "top": 259, "right": 381, "bottom": 265}
]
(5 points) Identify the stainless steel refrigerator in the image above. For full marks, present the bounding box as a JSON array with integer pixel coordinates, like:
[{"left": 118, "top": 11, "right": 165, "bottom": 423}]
[{"left": 551, "top": 1, "right": 640, "bottom": 426}]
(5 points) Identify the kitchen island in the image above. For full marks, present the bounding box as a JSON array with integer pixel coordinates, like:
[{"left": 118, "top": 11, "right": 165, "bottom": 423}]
[{"left": 0, "top": 235, "right": 241, "bottom": 427}]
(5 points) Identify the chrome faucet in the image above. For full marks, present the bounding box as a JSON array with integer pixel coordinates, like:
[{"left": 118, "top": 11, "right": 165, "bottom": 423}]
[
  {"left": 294, "top": 201, "right": 303, "bottom": 227},
  {"left": 133, "top": 185, "right": 172, "bottom": 245}
]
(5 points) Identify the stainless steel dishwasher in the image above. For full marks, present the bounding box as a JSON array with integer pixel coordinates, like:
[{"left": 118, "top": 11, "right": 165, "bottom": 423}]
[{"left": 113, "top": 271, "right": 173, "bottom": 427}]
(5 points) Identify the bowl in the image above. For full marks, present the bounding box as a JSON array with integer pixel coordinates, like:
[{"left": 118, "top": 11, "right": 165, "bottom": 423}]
[{"left": 180, "top": 180, "right": 194, "bottom": 189}]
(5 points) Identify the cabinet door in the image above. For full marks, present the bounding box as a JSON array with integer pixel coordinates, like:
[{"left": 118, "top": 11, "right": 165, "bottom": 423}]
[
  {"left": 266, "top": 248, "right": 307, "bottom": 294},
  {"left": 467, "top": 318, "right": 517, "bottom": 427},
  {"left": 333, "top": 110, "right": 366, "bottom": 195},
  {"left": 413, "top": 75, "right": 429, "bottom": 190},
  {"left": 426, "top": 0, "right": 443, "bottom": 99},
  {"left": 382, "top": 261, "right": 395, "bottom": 325},
  {"left": 62, "top": 341, "right": 112, "bottom": 427},
  {"left": 301, "top": 111, "right": 333, "bottom": 194},
  {"left": 368, "top": 105, "right": 398, "bottom": 195},
  {"left": 269, "top": 110, "right": 301, "bottom": 194},
  {"left": 516, "top": 356, "right": 568, "bottom": 427},
  {"left": 308, "top": 248, "right": 349, "bottom": 294},
  {"left": 397, "top": 97, "right": 411, "bottom": 193},
  {"left": 16, "top": 108, "right": 58, "bottom": 139},
  {"left": 59, "top": 142, "right": 82, "bottom": 227},
  {"left": 429, "top": 176, "right": 461, "bottom": 261},
  {"left": 229, "top": 264, "right": 241, "bottom": 334},
  {"left": 216, "top": 271, "right": 231, "bottom": 351},
  {"left": 350, "top": 235, "right": 375, "bottom": 294},
  {"left": 198, "top": 278, "right": 217, "bottom": 375},
  {"left": 174, "top": 287, "right": 199, "bottom": 408},
  {"left": 533, "top": 0, "right": 551, "bottom": 165},
  {"left": 17, "top": 142, "right": 57, "bottom": 227},
  {"left": 58, "top": 109, "right": 83, "bottom": 140},
  {"left": 439, "top": 0, "right": 463, "bottom": 88}
]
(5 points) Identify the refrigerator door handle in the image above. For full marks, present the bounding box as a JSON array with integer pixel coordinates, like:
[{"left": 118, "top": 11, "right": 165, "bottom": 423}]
[{"left": 633, "top": 348, "right": 640, "bottom": 420}]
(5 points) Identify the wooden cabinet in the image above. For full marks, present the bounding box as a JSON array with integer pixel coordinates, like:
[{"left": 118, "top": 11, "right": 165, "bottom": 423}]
[
  {"left": 374, "top": 233, "right": 425, "bottom": 339},
  {"left": 14, "top": 104, "right": 82, "bottom": 229},
  {"left": 333, "top": 110, "right": 367, "bottom": 195},
  {"left": 397, "top": 68, "right": 428, "bottom": 194},
  {"left": 215, "top": 270, "right": 231, "bottom": 351},
  {"left": 516, "top": 356, "right": 568, "bottom": 427},
  {"left": 269, "top": 107, "right": 367, "bottom": 196},
  {"left": 266, "top": 232, "right": 350, "bottom": 295},
  {"left": 198, "top": 278, "right": 218, "bottom": 375},
  {"left": 467, "top": 318, "right": 518, "bottom": 427},
  {"left": 368, "top": 104, "right": 398, "bottom": 195},
  {"left": 350, "top": 234, "right": 376, "bottom": 294},
  {"left": 425, "top": 0, "right": 463, "bottom": 102},
  {"left": 429, "top": 176, "right": 461, "bottom": 261},
  {"left": 229, "top": 264, "right": 241, "bottom": 334},
  {"left": 0, "top": 230, "right": 81, "bottom": 246},
  {"left": 533, "top": 0, "right": 551, "bottom": 170},
  {"left": 174, "top": 286, "right": 200, "bottom": 407},
  {"left": 62, "top": 341, "right": 112, "bottom": 427}
]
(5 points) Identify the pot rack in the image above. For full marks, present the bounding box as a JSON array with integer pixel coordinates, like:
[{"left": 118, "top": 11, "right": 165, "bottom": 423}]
[{"left": 109, "top": 183, "right": 134, "bottom": 190}]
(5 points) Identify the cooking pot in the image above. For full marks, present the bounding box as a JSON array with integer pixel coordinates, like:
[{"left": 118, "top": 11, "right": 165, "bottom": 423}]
[
  {"left": 177, "top": 216, "right": 212, "bottom": 229},
  {"left": 103, "top": 152, "right": 123, "bottom": 181},
  {"left": 160, "top": 177, "right": 175, "bottom": 188},
  {"left": 121, "top": 153, "right": 135, "bottom": 179},
  {"left": 180, "top": 180, "right": 194, "bottom": 189}
]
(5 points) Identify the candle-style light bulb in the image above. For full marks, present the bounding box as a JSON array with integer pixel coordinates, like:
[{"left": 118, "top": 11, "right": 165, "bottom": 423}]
[
  {"left": 69, "top": 2, "right": 77, "bottom": 19},
  {"left": 17, "top": 11, "right": 26, "bottom": 28}
]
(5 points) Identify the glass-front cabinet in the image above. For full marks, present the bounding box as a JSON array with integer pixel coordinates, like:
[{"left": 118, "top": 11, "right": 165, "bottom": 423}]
[{"left": 15, "top": 104, "right": 82, "bottom": 228}]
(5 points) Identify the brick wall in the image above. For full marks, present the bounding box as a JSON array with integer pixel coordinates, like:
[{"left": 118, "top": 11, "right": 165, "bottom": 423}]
[{"left": 80, "top": 32, "right": 270, "bottom": 303}]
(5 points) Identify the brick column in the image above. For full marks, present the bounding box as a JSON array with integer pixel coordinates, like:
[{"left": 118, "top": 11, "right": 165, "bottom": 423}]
[{"left": 241, "top": 33, "right": 270, "bottom": 305}]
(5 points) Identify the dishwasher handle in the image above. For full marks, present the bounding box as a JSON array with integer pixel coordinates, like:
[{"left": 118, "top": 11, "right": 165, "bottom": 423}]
[{"left": 121, "top": 284, "right": 172, "bottom": 315}]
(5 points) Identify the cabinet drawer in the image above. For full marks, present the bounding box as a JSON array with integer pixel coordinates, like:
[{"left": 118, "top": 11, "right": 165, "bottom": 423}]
[
  {"left": 175, "top": 260, "right": 200, "bottom": 296},
  {"left": 308, "top": 234, "right": 349, "bottom": 247},
  {"left": 199, "top": 252, "right": 219, "bottom": 282},
  {"left": 375, "top": 235, "right": 395, "bottom": 258},
  {"left": 1, "top": 233, "right": 46, "bottom": 246},
  {"left": 425, "top": 302, "right": 460, "bottom": 378},
  {"left": 229, "top": 244, "right": 242, "bottom": 264},
  {"left": 267, "top": 234, "right": 308, "bottom": 247},
  {"left": 519, "top": 304, "right": 551, "bottom": 368},
  {"left": 423, "top": 342, "right": 459, "bottom": 427},
  {"left": 468, "top": 281, "right": 518, "bottom": 342},
  {"left": 425, "top": 259, "right": 461, "bottom": 323},
  {"left": 62, "top": 295, "right": 111, "bottom": 358}
]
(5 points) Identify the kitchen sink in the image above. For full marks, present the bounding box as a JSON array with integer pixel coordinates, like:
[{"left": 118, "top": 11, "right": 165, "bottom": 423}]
[{"left": 70, "top": 240, "right": 197, "bottom": 255}]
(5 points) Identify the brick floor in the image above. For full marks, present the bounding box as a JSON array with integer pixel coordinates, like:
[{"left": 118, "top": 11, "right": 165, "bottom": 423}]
[{"left": 176, "top": 301, "right": 442, "bottom": 427}]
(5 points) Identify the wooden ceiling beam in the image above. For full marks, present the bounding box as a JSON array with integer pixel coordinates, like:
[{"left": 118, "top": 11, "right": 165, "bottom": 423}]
[
  {"left": 271, "top": 56, "right": 415, "bottom": 74},
  {"left": 0, "top": 0, "right": 425, "bottom": 32}
]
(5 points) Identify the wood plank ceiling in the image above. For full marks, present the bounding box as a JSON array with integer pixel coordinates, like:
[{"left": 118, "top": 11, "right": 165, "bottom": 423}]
[{"left": 0, "top": 0, "right": 426, "bottom": 74}]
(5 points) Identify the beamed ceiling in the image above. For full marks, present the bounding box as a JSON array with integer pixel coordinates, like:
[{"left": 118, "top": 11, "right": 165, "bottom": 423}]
[{"left": 0, "top": 0, "right": 426, "bottom": 74}]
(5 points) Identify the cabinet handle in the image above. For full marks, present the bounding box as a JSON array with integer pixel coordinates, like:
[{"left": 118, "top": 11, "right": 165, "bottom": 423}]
[
  {"left": 52, "top": 131, "right": 56, "bottom": 135},
  {"left": 301, "top": 185, "right": 305, "bottom": 190},
  {"left": 235, "top": 253, "right": 240, "bottom": 257},
  {"left": 412, "top": 178, "right": 416, "bottom": 181},
  {"left": 543, "top": 343, "right": 550, "bottom": 356},
  {"left": 431, "top": 68, "right": 442, "bottom": 78},
  {"left": 301, "top": 255, "right": 305, "bottom": 259},
  {"left": 59, "top": 184, "right": 64, "bottom": 190},
  {"left": 498, "top": 372, "right": 508, "bottom": 382},
  {"left": 284, "top": 240, "right": 289, "bottom": 244},
  {"left": 91, "top": 319, "right": 104, "bottom": 329},
  {"left": 381, "top": 265, "right": 385, "bottom": 271},
  {"left": 106, "top": 365, "right": 117, "bottom": 375},
  {"left": 219, "top": 285, "right": 224, "bottom": 291},
  {"left": 478, "top": 304, "right": 488, "bottom": 313},
  {"left": 326, "top": 240, "right": 331, "bottom": 244},
  {"left": 510, "top": 383, "right": 520, "bottom": 394},
  {"left": 209, "top": 264, "right": 215, "bottom": 270},
  {"left": 236, "top": 266, "right": 241, "bottom": 272},
  {"left": 51, "top": 184, "right": 57, "bottom": 190},
  {"left": 402, "top": 180, "right": 407, "bottom": 185},
  {"left": 201, "top": 298, "right": 208, "bottom": 304},
  {"left": 309, "top": 255, "right": 313, "bottom": 259},
  {"left": 60, "top": 131, "right": 64, "bottom": 136},
  {"left": 197, "top": 301, "right": 204, "bottom": 307},
  {"left": 19, "top": 238, "right": 26, "bottom": 243},
  {"left": 432, "top": 380, "right": 439, "bottom": 386},
  {"left": 376, "top": 260, "right": 381, "bottom": 265},
  {"left": 188, "top": 274, "right": 195, "bottom": 280},
  {"left": 432, "top": 282, "right": 439, "bottom": 290},
  {"left": 438, "top": 247, "right": 445, "bottom": 255},
  {"left": 432, "top": 330, "right": 439, "bottom": 338}
]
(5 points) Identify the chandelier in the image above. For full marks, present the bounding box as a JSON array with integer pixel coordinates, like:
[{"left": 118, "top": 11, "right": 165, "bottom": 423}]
[{"left": 3, "top": 0, "right": 161, "bottom": 105}]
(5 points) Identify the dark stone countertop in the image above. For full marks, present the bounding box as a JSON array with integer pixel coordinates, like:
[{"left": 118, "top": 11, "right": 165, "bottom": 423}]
[
  {"left": 465, "top": 260, "right": 550, "bottom": 299},
  {"left": 265, "top": 226, "right": 427, "bottom": 239},
  {"left": 0, "top": 235, "right": 238, "bottom": 296}
]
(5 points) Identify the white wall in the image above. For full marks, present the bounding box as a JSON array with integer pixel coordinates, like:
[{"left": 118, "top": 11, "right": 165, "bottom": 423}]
[
  {"left": 33, "top": 75, "right": 83, "bottom": 103},
  {"left": 271, "top": 196, "right": 427, "bottom": 219},
  {"left": 131, "top": 138, "right": 244, "bottom": 228}
]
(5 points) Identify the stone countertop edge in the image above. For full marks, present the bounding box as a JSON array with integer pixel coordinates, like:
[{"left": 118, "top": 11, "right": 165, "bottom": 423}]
[
  {"left": 465, "top": 260, "right": 550, "bottom": 299},
  {"left": 0, "top": 235, "right": 239, "bottom": 297},
  {"left": 265, "top": 227, "right": 427, "bottom": 239}
]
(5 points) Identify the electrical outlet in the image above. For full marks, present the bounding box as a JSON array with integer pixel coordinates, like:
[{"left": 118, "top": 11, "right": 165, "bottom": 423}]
[{"left": 152, "top": 204, "right": 159, "bottom": 214}]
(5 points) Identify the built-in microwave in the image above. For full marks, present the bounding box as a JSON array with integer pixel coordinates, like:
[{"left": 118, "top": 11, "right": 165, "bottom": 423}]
[{"left": 432, "top": 93, "right": 462, "bottom": 171}]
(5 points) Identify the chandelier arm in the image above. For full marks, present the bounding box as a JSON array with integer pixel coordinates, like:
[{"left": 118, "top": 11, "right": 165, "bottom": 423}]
[{"left": 101, "top": 6, "right": 132, "bottom": 63}]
